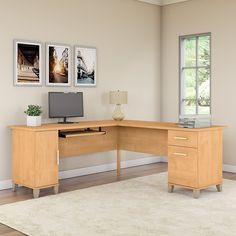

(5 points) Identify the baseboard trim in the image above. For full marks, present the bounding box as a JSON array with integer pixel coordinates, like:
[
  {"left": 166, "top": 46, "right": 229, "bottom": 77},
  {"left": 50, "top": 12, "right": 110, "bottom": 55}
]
[
  {"left": 0, "top": 156, "right": 162, "bottom": 191},
  {"left": 1, "top": 159, "right": 235, "bottom": 191},
  {"left": 156, "top": 158, "right": 236, "bottom": 174},
  {"left": 223, "top": 164, "right": 236, "bottom": 173},
  {"left": 160, "top": 159, "right": 236, "bottom": 173},
  {"left": 0, "top": 179, "right": 12, "bottom": 191},
  {"left": 160, "top": 157, "right": 168, "bottom": 163},
  {"left": 59, "top": 156, "right": 162, "bottom": 180}
]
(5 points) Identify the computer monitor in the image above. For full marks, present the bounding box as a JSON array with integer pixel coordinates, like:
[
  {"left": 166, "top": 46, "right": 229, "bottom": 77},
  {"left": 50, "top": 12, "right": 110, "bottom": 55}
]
[{"left": 48, "top": 92, "right": 84, "bottom": 123}]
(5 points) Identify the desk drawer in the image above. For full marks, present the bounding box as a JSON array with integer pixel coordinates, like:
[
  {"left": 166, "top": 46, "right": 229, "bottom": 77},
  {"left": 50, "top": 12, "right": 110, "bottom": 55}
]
[
  {"left": 168, "top": 130, "right": 198, "bottom": 148},
  {"left": 168, "top": 146, "right": 198, "bottom": 187}
]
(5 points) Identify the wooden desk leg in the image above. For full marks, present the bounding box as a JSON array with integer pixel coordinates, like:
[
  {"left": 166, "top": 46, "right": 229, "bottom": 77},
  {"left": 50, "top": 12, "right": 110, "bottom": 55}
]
[
  {"left": 12, "top": 183, "right": 18, "bottom": 192},
  {"left": 168, "top": 184, "right": 174, "bottom": 193},
  {"left": 193, "top": 189, "right": 200, "bottom": 199},
  {"left": 54, "top": 185, "right": 59, "bottom": 194},
  {"left": 117, "top": 149, "right": 121, "bottom": 176},
  {"left": 216, "top": 184, "right": 222, "bottom": 192},
  {"left": 33, "top": 189, "right": 40, "bottom": 198}
]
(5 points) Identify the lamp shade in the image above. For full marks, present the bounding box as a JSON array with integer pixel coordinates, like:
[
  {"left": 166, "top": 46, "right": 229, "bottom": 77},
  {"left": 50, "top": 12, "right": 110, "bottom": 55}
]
[{"left": 109, "top": 91, "right": 128, "bottom": 105}]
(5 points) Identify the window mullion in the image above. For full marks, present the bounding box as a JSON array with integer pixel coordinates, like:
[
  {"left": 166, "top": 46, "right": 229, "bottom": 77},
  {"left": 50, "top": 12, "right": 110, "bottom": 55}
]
[
  {"left": 209, "top": 36, "right": 212, "bottom": 115},
  {"left": 196, "top": 36, "right": 199, "bottom": 115},
  {"left": 182, "top": 66, "right": 209, "bottom": 70},
  {"left": 180, "top": 39, "right": 185, "bottom": 115}
]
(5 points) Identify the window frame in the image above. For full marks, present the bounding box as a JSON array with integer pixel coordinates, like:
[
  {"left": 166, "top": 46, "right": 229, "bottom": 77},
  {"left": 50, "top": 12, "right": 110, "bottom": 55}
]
[{"left": 179, "top": 32, "right": 212, "bottom": 116}]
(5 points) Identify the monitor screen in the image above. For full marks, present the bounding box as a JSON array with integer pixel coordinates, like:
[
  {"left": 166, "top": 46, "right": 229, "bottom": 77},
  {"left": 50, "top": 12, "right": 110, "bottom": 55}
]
[{"left": 49, "top": 92, "right": 84, "bottom": 119}]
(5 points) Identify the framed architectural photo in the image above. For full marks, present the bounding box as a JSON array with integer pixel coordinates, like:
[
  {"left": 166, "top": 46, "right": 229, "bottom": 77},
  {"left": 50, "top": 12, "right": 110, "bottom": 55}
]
[
  {"left": 46, "top": 43, "right": 71, "bottom": 86},
  {"left": 74, "top": 46, "right": 96, "bottom": 87},
  {"left": 14, "top": 40, "right": 42, "bottom": 86}
]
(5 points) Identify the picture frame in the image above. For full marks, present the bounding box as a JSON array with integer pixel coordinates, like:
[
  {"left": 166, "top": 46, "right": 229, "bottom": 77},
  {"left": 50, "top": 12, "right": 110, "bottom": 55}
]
[
  {"left": 46, "top": 43, "right": 71, "bottom": 86},
  {"left": 74, "top": 46, "right": 97, "bottom": 87},
  {"left": 14, "top": 40, "right": 43, "bottom": 86}
]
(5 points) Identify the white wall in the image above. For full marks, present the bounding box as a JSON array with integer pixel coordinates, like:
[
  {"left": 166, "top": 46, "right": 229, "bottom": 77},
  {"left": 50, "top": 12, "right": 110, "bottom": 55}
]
[
  {"left": 161, "top": 0, "right": 236, "bottom": 165},
  {"left": 0, "top": 0, "right": 161, "bottom": 181}
]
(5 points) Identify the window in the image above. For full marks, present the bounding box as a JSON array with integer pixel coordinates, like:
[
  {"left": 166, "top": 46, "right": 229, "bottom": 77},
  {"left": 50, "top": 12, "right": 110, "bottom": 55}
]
[{"left": 179, "top": 33, "right": 211, "bottom": 116}]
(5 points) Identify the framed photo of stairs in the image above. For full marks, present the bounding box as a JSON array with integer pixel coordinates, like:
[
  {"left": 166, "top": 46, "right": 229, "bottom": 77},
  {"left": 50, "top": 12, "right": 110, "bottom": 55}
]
[{"left": 14, "top": 40, "right": 42, "bottom": 86}]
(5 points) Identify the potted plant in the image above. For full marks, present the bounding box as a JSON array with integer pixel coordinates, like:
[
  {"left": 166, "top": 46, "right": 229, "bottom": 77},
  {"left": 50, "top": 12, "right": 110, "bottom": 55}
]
[{"left": 24, "top": 105, "right": 43, "bottom": 126}]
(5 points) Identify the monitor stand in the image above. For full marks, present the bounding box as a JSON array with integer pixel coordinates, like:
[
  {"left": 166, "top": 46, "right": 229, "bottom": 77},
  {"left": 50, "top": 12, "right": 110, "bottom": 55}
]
[{"left": 58, "top": 117, "right": 75, "bottom": 124}]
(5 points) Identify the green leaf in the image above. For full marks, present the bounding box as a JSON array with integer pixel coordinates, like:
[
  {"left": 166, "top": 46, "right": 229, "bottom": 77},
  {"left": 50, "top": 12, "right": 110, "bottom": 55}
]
[{"left": 24, "top": 105, "right": 43, "bottom": 116}]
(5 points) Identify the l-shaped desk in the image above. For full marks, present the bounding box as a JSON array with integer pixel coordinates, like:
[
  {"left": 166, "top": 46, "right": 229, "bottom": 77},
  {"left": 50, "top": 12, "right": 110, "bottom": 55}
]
[{"left": 10, "top": 120, "right": 224, "bottom": 198}]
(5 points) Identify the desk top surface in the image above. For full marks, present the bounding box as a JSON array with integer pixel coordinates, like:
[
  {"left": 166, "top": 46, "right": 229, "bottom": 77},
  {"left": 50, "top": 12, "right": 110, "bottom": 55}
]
[{"left": 9, "top": 120, "right": 225, "bottom": 132}]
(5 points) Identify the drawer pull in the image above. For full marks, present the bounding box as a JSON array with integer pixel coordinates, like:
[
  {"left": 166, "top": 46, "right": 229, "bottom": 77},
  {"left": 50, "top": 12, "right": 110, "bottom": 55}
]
[
  {"left": 173, "top": 152, "right": 187, "bottom": 157},
  {"left": 174, "top": 136, "right": 188, "bottom": 140}
]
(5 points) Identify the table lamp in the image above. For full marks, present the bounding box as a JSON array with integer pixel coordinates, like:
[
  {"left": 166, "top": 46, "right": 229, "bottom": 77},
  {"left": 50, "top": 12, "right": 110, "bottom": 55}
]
[{"left": 109, "top": 90, "right": 128, "bottom": 121}]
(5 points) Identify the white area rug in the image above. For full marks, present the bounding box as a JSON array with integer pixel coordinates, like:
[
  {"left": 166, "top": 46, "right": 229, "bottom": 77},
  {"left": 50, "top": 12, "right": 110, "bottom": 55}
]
[{"left": 0, "top": 173, "right": 236, "bottom": 236}]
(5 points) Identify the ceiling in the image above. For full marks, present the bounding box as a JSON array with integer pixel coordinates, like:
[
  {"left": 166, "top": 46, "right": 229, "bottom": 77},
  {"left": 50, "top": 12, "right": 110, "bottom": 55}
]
[{"left": 137, "top": 0, "right": 192, "bottom": 6}]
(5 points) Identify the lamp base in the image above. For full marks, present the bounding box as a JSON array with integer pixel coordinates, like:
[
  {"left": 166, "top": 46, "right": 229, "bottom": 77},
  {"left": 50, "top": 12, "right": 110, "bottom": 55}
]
[{"left": 112, "top": 104, "right": 125, "bottom": 121}]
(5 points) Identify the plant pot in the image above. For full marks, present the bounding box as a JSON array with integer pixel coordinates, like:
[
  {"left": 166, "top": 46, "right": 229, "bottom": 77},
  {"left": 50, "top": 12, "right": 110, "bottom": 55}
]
[{"left": 27, "top": 116, "right": 42, "bottom": 127}]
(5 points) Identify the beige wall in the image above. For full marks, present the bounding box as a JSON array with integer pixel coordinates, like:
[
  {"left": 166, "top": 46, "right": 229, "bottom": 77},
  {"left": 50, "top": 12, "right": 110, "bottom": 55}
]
[
  {"left": 0, "top": 0, "right": 161, "bottom": 181},
  {"left": 161, "top": 0, "right": 236, "bottom": 165},
  {"left": 3, "top": 0, "right": 234, "bottom": 182}
]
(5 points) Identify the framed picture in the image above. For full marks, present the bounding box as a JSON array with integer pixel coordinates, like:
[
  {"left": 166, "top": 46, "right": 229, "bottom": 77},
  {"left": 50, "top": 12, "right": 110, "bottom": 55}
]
[
  {"left": 74, "top": 46, "right": 96, "bottom": 86},
  {"left": 14, "top": 40, "right": 42, "bottom": 86},
  {"left": 46, "top": 43, "right": 71, "bottom": 86}
]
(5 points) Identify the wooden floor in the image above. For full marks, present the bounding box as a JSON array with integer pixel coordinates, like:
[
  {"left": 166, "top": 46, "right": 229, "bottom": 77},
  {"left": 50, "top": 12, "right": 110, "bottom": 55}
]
[{"left": 0, "top": 162, "right": 235, "bottom": 236}]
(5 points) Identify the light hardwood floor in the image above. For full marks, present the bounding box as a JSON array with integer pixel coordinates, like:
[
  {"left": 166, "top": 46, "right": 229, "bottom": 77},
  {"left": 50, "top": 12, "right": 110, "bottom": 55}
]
[{"left": 0, "top": 163, "right": 235, "bottom": 236}]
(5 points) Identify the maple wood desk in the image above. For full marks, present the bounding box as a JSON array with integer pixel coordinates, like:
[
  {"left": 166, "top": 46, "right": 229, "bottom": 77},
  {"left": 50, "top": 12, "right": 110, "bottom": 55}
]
[{"left": 9, "top": 120, "right": 224, "bottom": 198}]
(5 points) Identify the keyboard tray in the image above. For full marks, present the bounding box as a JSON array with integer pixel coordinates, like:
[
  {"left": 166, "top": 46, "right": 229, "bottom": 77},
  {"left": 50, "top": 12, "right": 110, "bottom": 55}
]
[{"left": 59, "top": 129, "right": 106, "bottom": 138}]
